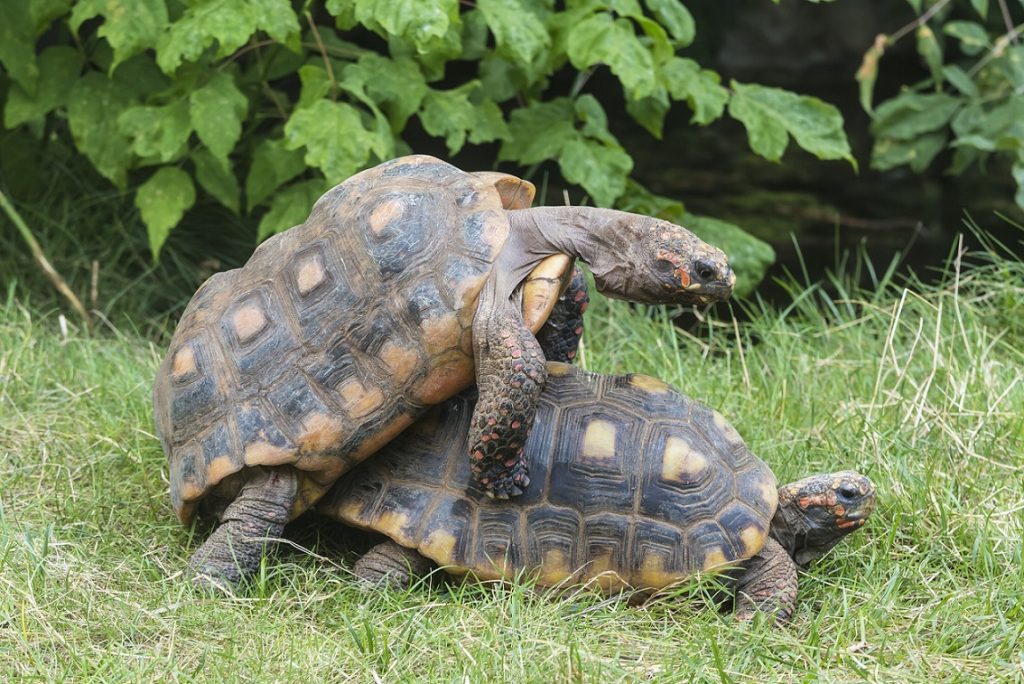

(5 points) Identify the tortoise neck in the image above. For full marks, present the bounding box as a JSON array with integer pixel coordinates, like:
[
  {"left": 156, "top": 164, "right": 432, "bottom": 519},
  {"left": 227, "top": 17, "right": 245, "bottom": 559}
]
[{"left": 770, "top": 486, "right": 849, "bottom": 568}]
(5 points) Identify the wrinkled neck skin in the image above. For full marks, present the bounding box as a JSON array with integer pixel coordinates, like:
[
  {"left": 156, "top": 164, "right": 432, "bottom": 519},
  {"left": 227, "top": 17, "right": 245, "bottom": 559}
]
[
  {"left": 769, "top": 491, "right": 846, "bottom": 568},
  {"left": 505, "top": 206, "right": 653, "bottom": 300}
]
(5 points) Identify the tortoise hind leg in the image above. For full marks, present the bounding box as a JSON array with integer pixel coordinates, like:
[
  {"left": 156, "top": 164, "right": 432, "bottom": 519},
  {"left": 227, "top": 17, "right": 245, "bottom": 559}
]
[
  {"left": 353, "top": 540, "right": 435, "bottom": 589},
  {"left": 189, "top": 466, "right": 298, "bottom": 591},
  {"left": 470, "top": 304, "right": 547, "bottom": 498},
  {"left": 535, "top": 265, "right": 589, "bottom": 364},
  {"left": 733, "top": 537, "right": 799, "bottom": 625}
]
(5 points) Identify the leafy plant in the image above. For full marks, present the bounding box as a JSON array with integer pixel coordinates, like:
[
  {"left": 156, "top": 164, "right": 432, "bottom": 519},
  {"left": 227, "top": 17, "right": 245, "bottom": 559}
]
[
  {"left": 1, "top": 0, "right": 856, "bottom": 291},
  {"left": 857, "top": 0, "right": 1024, "bottom": 209}
]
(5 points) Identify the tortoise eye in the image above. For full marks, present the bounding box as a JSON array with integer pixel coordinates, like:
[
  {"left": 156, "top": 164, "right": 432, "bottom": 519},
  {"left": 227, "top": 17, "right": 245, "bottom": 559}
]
[
  {"left": 836, "top": 483, "right": 860, "bottom": 501},
  {"left": 694, "top": 260, "right": 718, "bottom": 282}
]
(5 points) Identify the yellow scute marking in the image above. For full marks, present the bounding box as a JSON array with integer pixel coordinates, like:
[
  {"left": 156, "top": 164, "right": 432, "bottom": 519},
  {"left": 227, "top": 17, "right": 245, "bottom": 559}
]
[
  {"left": 581, "top": 419, "right": 617, "bottom": 461},
  {"left": 338, "top": 379, "right": 385, "bottom": 419},
  {"left": 297, "top": 413, "right": 346, "bottom": 453},
  {"left": 740, "top": 524, "right": 766, "bottom": 557},
  {"left": 702, "top": 548, "right": 729, "bottom": 571},
  {"left": 660, "top": 437, "right": 708, "bottom": 482},
  {"left": 629, "top": 374, "right": 670, "bottom": 394},
  {"left": 637, "top": 552, "right": 677, "bottom": 589},
  {"left": 761, "top": 481, "right": 779, "bottom": 512},
  {"left": 171, "top": 346, "right": 196, "bottom": 377},
  {"left": 420, "top": 530, "right": 458, "bottom": 565},
  {"left": 206, "top": 454, "right": 237, "bottom": 483},
  {"left": 369, "top": 198, "right": 404, "bottom": 233},
  {"left": 244, "top": 441, "right": 295, "bottom": 466},
  {"left": 546, "top": 362, "right": 571, "bottom": 377},
  {"left": 538, "top": 548, "right": 573, "bottom": 585},
  {"left": 375, "top": 511, "right": 413, "bottom": 545},
  {"left": 380, "top": 342, "right": 420, "bottom": 384},
  {"left": 233, "top": 306, "right": 266, "bottom": 342},
  {"left": 420, "top": 314, "right": 461, "bottom": 355}
]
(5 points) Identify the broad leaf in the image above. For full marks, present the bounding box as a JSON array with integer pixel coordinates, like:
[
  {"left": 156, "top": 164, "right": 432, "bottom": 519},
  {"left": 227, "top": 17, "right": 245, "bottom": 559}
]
[
  {"left": 70, "top": 0, "right": 168, "bottom": 70},
  {"left": 970, "top": 0, "right": 988, "bottom": 19},
  {"left": 284, "top": 99, "right": 383, "bottom": 183},
  {"left": 354, "top": 0, "right": 460, "bottom": 55},
  {"left": 296, "top": 65, "right": 332, "bottom": 110},
  {"left": 136, "top": 167, "right": 196, "bottom": 261},
  {"left": 644, "top": 0, "right": 695, "bottom": 47},
  {"left": 4, "top": 46, "right": 82, "bottom": 128},
  {"left": 870, "top": 92, "right": 961, "bottom": 140},
  {"left": 567, "top": 12, "right": 658, "bottom": 100},
  {"left": 943, "top": 21, "right": 989, "bottom": 56},
  {"left": 626, "top": 92, "right": 670, "bottom": 138},
  {"left": 190, "top": 71, "right": 248, "bottom": 166},
  {"left": 246, "top": 137, "right": 308, "bottom": 210},
  {"left": 499, "top": 98, "right": 576, "bottom": 164},
  {"left": 855, "top": 34, "right": 886, "bottom": 114},
  {"left": 420, "top": 85, "right": 509, "bottom": 155},
  {"left": 559, "top": 138, "right": 632, "bottom": 207},
  {"left": 661, "top": 57, "right": 728, "bottom": 124},
  {"left": 67, "top": 71, "right": 136, "bottom": 187},
  {"left": 192, "top": 148, "right": 240, "bottom": 213},
  {"left": 728, "top": 81, "right": 854, "bottom": 166},
  {"left": 942, "top": 65, "right": 978, "bottom": 97},
  {"left": 257, "top": 179, "right": 326, "bottom": 241},
  {"left": 478, "top": 0, "right": 550, "bottom": 66},
  {"left": 342, "top": 54, "right": 427, "bottom": 129},
  {"left": 0, "top": 0, "right": 38, "bottom": 90},
  {"left": 871, "top": 131, "right": 947, "bottom": 172},
  {"left": 916, "top": 25, "right": 943, "bottom": 87},
  {"left": 118, "top": 100, "right": 192, "bottom": 162},
  {"left": 157, "top": 0, "right": 299, "bottom": 74},
  {"left": 684, "top": 214, "right": 774, "bottom": 298}
]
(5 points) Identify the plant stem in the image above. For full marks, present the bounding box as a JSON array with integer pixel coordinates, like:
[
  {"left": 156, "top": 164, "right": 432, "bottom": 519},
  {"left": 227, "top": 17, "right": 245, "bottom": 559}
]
[
  {"left": 887, "top": 0, "right": 953, "bottom": 45},
  {"left": 0, "top": 190, "right": 92, "bottom": 333}
]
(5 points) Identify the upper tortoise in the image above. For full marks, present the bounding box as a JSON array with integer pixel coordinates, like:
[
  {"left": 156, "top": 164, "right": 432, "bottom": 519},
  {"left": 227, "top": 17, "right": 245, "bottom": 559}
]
[
  {"left": 320, "top": 363, "right": 876, "bottom": 624},
  {"left": 153, "top": 155, "right": 734, "bottom": 587}
]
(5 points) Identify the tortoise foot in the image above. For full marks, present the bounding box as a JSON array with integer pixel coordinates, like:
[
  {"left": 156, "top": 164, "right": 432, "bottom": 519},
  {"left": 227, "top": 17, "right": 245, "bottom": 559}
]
[{"left": 478, "top": 458, "right": 530, "bottom": 498}]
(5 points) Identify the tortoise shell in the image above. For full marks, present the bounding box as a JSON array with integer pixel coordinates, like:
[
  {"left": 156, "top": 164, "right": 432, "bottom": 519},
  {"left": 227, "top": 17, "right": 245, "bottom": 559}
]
[
  {"left": 320, "top": 363, "right": 778, "bottom": 592},
  {"left": 154, "top": 156, "right": 554, "bottom": 523}
]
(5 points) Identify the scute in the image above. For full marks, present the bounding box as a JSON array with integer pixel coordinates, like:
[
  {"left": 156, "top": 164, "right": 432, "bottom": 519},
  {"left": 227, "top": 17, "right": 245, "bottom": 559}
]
[
  {"left": 318, "top": 362, "right": 778, "bottom": 590},
  {"left": 154, "top": 155, "right": 518, "bottom": 522}
]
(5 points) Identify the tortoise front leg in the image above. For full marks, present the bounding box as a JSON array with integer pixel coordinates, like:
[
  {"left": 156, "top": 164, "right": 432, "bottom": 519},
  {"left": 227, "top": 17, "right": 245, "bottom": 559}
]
[
  {"left": 353, "top": 540, "right": 435, "bottom": 589},
  {"left": 535, "top": 265, "right": 589, "bottom": 364},
  {"left": 188, "top": 466, "right": 298, "bottom": 591},
  {"left": 733, "top": 537, "right": 799, "bottom": 624},
  {"left": 470, "top": 304, "right": 547, "bottom": 498}
]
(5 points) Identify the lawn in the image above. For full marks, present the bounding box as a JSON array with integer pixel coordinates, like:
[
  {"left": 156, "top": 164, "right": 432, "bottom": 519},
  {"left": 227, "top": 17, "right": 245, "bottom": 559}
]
[{"left": 1, "top": 235, "right": 1022, "bottom": 682}]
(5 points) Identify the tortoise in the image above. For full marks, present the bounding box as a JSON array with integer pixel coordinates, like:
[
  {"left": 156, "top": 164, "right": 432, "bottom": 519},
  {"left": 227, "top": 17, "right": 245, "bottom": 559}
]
[
  {"left": 319, "top": 362, "right": 876, "bottom": 623},
  {"left": 152, "top": 155, "right": 734, "bottom": 587}
]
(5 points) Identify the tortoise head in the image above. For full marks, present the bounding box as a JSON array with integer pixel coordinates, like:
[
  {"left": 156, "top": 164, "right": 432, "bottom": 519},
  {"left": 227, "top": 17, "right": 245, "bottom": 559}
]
[
  {"left": 771, "top": 471, "right": 876, "bottom": 567},
  {"left": 590, "top": 215, "right": 734, "bottom": 306}
]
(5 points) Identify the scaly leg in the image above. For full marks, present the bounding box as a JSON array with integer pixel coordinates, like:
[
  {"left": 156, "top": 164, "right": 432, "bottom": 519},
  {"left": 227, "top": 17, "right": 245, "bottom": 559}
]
[
  {"left": 733, "top": 537, "right": 799, "bottom": 624},
  {"left": 353, "top": 540, "right": 435, "bottom": 589},
  {"left": 535, "top": 265, "right": 589, "bottom": 364},
  {"left": 188, "top": 466, "right": 298, "bottom": 591},
  {"left": 470, "top": 305, "right": 547, "bottom": 498}
]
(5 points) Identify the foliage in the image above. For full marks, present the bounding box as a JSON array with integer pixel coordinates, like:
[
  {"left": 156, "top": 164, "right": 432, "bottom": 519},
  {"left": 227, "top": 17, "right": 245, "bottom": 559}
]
[
  {"left": 1, "top": 0, "right": 856, "bottom": 291},
  {"left": 857, "top": 0, "right": 1024, "bottom": 209}
]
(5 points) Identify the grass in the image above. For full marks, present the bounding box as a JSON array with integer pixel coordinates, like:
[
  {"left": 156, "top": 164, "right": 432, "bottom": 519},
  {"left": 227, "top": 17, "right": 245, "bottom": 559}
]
[{"left": 1, "top": 227, "right": 1023, "bottom": 682}]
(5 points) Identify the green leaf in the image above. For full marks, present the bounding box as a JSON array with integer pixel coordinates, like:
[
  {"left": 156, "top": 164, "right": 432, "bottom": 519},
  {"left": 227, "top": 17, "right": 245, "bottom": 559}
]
[
  {"left": 1012, "top": 159, "right": 1024, "bottom": 210},
  {"left": 728, "top": 81, "right": 855, "bottom": 166},
  {"left": 871, "top": 131, "right": 947, "bottom": 172},
  {"left": 477, "top": 0, "right": 550, "bottom": 66},
  {"left": 870, "top": 92, "right": 961, "bottom": 140},
  {"left": 626, "top": 92, "right": 670, "bottom": 138},
  {"left": 558, "top": 137, "right": 633, "bottom": 207},
  {"left": 942, "top": 64, "right": 978, "bottom": 97},
  {"left": 136, "top": 167, "right": 196, "bottom": 261},
  {"left": 616, "top": 179, "right": 684, "bottom": 218},
  {"left": 117, "top": 100, "right": 192, "bottom": 162},
  {"left": 644, "top": 0, "right": 695, "bottom": 47},
  {"left": 70, "top": 0, "right": 168, "bottom": 70},
  {"left": 419, "top": 84, "right": 509, "bottom": 155},
  {"left": 943, "top": 21, "right": 989, "bottom": 57},
  {"left": 970, "top": 0, "right": 988, "bottom": 19},
  {"left": 660, "top": 57, "right": 728, "bottom": 125},
  {"left": 683, "top": 214, "right": 774, "bottom": 298},
  {"left": 192, "top": 148, "right": 240, "bottom": 213},
  {"left": 246, "top": 137, "right": 308, "bottom": 210},
  {"left": 855, "top": 35, "right": 886, "bottom": 114},
  {"left": 157, "top": 0, "right": 300, "bottom": 74},
  {"left": 916, "top": 25, "right": 943, "bottom": 88},
  {"left": 325, "top": 0, "right": 357, "bottom": 29},
  {"left": 3, "top": 46, "right": 81, "bottom": 128},
  {"left": 0, "top": 0, "right": 38, "bottom": 90},
  {"left": 479, "top": 54, "right": 529, "bottom": 103},
  {"left": 499, "top": 98, "right": 576, "bottom": 164},
  {"left": 66, "top": 71, "right": 136, "bottom": 187},
  {"left": 567, "top": 12, "right": 658, "bottom": 100},
  {"left": 297, "top": 65, "right": 333, "bottom": 110},
  {"left": 342, "top": 54, "right": 426, "bottom": 129},
  {"left": 190, "top": 71, "right": 248, "bottom": 166},
  {"left": 257, "top": 179, "right": 326, "bottom": 241},
  {"left": 354, "top": 0, "right": 460, "bottom": 55},
  {"left": 284, "top": 99, "right": 383, "bottom": 184},
  {"left": 905, "top": 0, "right": 922, "bottom": 12}
]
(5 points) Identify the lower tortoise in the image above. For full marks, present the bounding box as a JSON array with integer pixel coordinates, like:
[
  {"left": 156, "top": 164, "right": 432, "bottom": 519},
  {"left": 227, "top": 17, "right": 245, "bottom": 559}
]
[
  {"left": 154, "top": 155, "right": 734, "bottom": 588},
  {"left": 319, "top": 363, "right": 876, "bottom": 623}
]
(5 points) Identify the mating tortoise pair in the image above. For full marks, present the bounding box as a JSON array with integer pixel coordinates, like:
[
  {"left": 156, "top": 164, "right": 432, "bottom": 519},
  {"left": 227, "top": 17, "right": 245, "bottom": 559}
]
[{"left": 154, "top": 156, "right": 874, "bottom": 620}]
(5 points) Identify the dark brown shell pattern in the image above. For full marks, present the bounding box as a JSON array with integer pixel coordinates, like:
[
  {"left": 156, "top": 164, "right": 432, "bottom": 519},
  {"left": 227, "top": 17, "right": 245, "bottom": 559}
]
[
  {"left": 321, "top": 363, "right": 778, "bottom": 592},
  {"left": 153, "top": 156, "right": 514, "bottom": 523}
]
